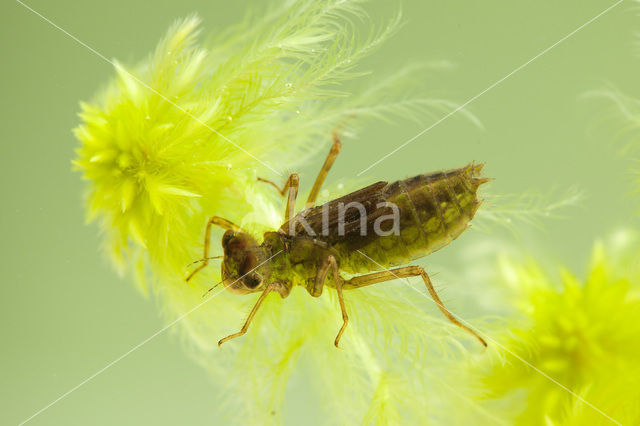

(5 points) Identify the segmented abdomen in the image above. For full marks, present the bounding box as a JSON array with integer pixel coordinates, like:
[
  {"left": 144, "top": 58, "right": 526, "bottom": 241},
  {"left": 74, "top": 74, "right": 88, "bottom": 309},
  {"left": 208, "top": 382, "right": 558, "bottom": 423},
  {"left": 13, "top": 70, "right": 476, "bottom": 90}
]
[{"left": 338, "top": 163, "right": 488, "bottom": 274}]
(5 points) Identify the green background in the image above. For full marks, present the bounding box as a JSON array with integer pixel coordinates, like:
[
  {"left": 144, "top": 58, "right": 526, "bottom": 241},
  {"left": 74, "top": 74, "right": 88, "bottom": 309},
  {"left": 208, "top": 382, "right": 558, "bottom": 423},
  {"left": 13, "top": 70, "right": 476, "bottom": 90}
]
[{"left": 1, "top": 0, "right": 638, "bottom": 424}]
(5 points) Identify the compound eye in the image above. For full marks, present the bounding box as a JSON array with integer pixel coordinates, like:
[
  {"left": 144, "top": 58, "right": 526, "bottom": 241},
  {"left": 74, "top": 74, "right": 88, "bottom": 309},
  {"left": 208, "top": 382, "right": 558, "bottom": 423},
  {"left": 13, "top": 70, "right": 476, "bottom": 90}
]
[
  {"left": 222, "top": 230, "right": 235, "bottom": 247},
  {"left": 243, "top": 273, "right": 262, "bottom": 289}
]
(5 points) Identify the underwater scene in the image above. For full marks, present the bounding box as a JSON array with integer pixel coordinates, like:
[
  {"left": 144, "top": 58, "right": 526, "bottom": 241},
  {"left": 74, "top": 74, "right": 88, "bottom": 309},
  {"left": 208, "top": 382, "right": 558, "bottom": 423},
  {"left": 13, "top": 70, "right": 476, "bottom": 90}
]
[{"left": 2, "top": 1, "right": 640, "bottom": 425}]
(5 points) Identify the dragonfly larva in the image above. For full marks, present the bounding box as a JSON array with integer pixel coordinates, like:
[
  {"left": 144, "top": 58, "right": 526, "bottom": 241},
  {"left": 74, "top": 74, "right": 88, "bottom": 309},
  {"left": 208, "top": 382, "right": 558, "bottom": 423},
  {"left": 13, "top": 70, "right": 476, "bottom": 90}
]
[{"left": 187, "top": 134, "right": 489, "bottom": 348}]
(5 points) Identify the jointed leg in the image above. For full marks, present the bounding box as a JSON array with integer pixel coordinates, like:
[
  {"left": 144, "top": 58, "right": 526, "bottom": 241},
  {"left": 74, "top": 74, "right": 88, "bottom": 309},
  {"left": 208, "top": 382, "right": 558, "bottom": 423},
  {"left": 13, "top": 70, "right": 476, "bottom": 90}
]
[
  {"left": 186, "top": 216, "right": 243, "bottom": 282},
  {"left": 314, "top": 255, "right": 349, "bottom": 348},
  {"left": 306, "top": 133, "right": 342, "bottom": 209},
  {"left": 284, "top": 174, "right": 299, "bottom": 224},
  {"left": 345, "top": 265, "right": 487, "bottom": 347},
  {"left": 218, "top": 283, "right": 276, "bottom": 347},
  {"left": 256, "top": 177, "right": 288, "bottom": 196},
  {"left": 258, "top": 173, "right": 300, "bottom": 224},
  {"left": 257, "top": 132, "right": 342, "bottom": 213},
  {"left": 257, "top": 174, "right": 298, "bottom": 197}
]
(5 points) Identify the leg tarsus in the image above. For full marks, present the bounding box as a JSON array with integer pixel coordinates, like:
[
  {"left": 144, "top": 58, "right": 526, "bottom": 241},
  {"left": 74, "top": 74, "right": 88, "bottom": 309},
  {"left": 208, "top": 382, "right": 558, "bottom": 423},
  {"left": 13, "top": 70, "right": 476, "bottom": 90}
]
[
  {"left": 257, "top": 177, "right": 288, "bottom": 196},
  {"left": 258, "top": 174, "right": 299, "bottom": 225},
  {"left": 346, "top": 265, "right": 487, "bottom": 347},
  {"left": 218, "top": 283, "right": 275, "bottom": 347},
  {"left": 185, "top": 262, "right": 207, "bottom": 283},
  {"left": 313, "top": 255, "right": 349, "bottom": 348},
  {"left": 258, "top": 130, "right": 343, "bottom": 217},
  {"left": 419, "top": 268, "right": 487, "bottom": 347},
  {"left": 186, "top": 216, "right": 242, "bottom": 282},
  {"left": 334, "top": 277, "right": 348, "bottom": 349}
]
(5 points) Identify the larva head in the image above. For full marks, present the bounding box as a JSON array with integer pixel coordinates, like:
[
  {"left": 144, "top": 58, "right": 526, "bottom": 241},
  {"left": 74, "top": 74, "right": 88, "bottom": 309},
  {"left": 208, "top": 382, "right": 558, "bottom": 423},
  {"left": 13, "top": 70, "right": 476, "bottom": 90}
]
[{"left": 220, "top": 230, "right": 269, "bottom": 294}]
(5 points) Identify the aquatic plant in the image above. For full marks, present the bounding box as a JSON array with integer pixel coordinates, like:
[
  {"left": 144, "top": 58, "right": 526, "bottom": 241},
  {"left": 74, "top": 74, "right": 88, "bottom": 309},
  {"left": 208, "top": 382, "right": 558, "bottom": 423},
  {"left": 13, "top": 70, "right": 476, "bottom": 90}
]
[
  {"left": 476, "top": 231, "right": 640, "bottom": 425},
  {"left": 588, "top": 82, "right": 640, "bottom": 203},
  {"left": 73, "top": 1, "right": 494, "bottom": 423}
]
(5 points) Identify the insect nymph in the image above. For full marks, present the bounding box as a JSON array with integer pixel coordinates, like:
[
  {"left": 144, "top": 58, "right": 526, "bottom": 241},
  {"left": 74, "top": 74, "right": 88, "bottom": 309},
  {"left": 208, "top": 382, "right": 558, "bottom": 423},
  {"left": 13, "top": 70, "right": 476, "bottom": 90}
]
[{"left": 187, "top": 136, "right": 489, "bottom": 348}]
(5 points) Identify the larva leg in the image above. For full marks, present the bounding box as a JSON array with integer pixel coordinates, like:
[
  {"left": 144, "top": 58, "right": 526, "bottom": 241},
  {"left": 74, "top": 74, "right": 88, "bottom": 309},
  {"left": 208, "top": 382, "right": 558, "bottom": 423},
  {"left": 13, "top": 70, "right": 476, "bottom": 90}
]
[
  {"left": 257, "top": 174, "right": 295, "bottom": 197},
  {"left": 186, "top": 217, "right": 243, "bottom": 282},
  {"left": 283, "top": 174, "right": 299, "bottom": 224},
  {"left": 306, "top": 133, "right": 342, "bottom": 209},
  {"left": 346, "top": 265, "right": 487, "bottom": 347},
  {"left": 258, "top": 173, "right": 300, "bottom": 224},
  {"left": 313, "top": 255, "right": 348, "bottom": 348},
  {"left": 218, "top": 283, "right": 276, "bottom": 347}
]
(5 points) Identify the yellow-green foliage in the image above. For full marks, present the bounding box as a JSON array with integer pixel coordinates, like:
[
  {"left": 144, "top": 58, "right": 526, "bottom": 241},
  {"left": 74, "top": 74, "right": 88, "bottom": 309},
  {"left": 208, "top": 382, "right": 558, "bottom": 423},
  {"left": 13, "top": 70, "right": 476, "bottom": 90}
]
[
  {"left": 76, "top": 1, "right": 640, "bottom": 424},
  {"left": 72, "top": 1, "right": 458, "bottom": 284},
  {"left": 73, "top": 1, "right": 490, "bottom": 424},
  {"left": 592, "top": 87, "right": 640, "bottom": 198},
  {"left": 73, "top": 2, "right": 398, "bottom": 281},
  {"left": 478, "top": 232, "right": 640, "bottom": 425}
]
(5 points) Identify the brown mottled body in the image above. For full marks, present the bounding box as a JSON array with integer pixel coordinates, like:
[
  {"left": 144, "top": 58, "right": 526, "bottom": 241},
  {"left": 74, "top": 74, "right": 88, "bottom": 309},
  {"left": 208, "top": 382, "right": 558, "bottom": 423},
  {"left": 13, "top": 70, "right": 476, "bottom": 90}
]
[
  {"left": 188, "top": 135, "right": 489, "bottom": 348},
  {"left": 287, "top": 164, "right": 487, "bottom": 276}
]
